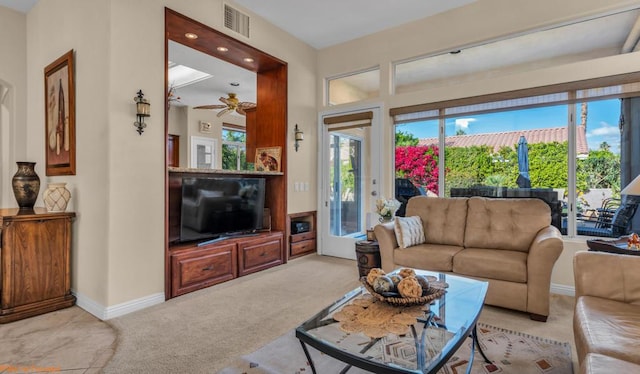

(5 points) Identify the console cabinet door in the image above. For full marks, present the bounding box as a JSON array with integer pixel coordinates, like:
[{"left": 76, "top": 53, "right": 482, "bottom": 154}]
[
  {"left": 238, "top": 233, "right": 283, "bottom": 276},
  {"left": 5, "top": 219, "right": 69, "bottom": 307},
  {"left": 1, "top": 210, "right": 76, "bottom": 324},
  {"left": 171, "top": 243, "right": 237, "bottom": 297}
]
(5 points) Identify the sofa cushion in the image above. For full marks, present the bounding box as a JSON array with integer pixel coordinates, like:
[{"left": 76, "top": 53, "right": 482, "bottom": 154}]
[
  {"left": 464, "top": 197, "right": 551, "bottom": 252},
  {"left": 453, "top": 248, "right": 527, "bottom": 283},
  {"left": 579, "top": 353, "right": 640, "bottom": 374},
  {"left": 574, "top": 296, "right": 640, "bottom": 365},
  {"left": 394, "top": 216, "right": 425, "bottom": 248},
  {"left": 406, "top": 196, "right": 468, "bottom": 247},
  {"left": 393, "top": 243, "right": 464, "bottom": 272}
]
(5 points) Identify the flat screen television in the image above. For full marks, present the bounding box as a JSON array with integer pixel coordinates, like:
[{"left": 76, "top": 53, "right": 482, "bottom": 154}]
[{"left": 179, "top": 177, "right": 266, "bottom": 243}]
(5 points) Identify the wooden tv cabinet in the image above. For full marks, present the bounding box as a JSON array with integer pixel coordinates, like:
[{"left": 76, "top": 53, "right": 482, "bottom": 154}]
[
  {"left": 0, "top": 208, "right": 76, "bottom": 323},
  {"left": 166, "top": 169, "right": 287, "bottom": 299},
  {"left": 169, "top": 231, "right": 284, "bottom": 298}
]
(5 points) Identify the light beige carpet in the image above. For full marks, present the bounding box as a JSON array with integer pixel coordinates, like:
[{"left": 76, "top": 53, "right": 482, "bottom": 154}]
[
  {"left": 104, "top": 255, "right": 362, "bottom": 373},
  {"left": 221, "top": 322, "right": 573, "bottom": 373},
  {"left": 103, "top": 255, "right": 577, "bottom": 373}
]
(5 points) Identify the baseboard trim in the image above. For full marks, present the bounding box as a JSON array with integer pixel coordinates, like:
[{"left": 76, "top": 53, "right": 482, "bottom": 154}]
[
  {"left": 551, "top": 283, "right": 575, "bottom": 297},
  {"left": 72, "top": 290, "right": 165, "bottom": 320}
]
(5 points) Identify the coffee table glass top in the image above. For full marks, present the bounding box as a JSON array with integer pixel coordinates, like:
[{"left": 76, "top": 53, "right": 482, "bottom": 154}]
[{"left": 296, "top": 270, "right": 488, "bottom": 373}]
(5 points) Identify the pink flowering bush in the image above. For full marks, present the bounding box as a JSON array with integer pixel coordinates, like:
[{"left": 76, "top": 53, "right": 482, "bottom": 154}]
[{"left": 395, "top": 145, "right": 439, "bottom": 195}]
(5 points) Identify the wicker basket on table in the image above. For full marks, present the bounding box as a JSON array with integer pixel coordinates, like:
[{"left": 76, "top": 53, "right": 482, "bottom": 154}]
[{"left": 360, "top": 277, "right": 446, "bottom": 307}]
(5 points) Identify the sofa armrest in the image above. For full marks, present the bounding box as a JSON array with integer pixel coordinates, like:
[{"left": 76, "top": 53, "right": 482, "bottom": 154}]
[
  {"left": 526, "top": 225, "right": 564, "bottom": 317},
  {"left": 574, "top": 251, "right": 640, "bottom": 304},
  {"left": 373, "top": 222, "right": 397, "bottom": 273}
]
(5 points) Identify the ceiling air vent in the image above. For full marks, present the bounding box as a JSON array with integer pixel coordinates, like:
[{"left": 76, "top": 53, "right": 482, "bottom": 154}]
[{"left": 224, "top": 4, "right": 250, "bottom": 38}]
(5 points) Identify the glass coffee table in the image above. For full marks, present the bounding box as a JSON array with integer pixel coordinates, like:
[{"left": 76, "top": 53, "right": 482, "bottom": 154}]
[{"left": 295, "top": 270, "right": 489, "bottom": 373}]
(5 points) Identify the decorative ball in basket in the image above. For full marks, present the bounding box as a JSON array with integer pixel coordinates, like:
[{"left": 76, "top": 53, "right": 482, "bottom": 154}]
[{"left": 362, "top": 267, "right": 447, "bottom": 307}]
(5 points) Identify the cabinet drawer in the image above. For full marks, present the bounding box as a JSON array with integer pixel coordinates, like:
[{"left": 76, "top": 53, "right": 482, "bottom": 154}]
[
  {"left": 290, "top": 231, "right": 315, "bottom": 243},
  {"left": 171, "top": 244, "right": 237, "bottom": 297},
  {"left": 291, "top": 239, "right": 316, "bottom": 256},
  {"left": 238, "top": 234, "right": 283, "bottom": 276}
]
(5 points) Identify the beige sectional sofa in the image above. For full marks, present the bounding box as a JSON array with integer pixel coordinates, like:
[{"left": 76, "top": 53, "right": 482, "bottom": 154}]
[
  {"left": 573, "top": 251, "right": 640, "bottom": 373},
  {"left": 374, "top": 196, "right": 563, "bottom": 321}
]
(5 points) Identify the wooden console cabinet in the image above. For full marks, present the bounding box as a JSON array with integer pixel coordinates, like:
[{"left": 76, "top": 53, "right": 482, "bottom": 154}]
[
  {"left": 0, "top": 208, "right": 76, "bottom": 323},
  {"left": 287, "top": 211, "right": 316, "bottom": 258},
  {"left": 171, "top": 242, "right": 237, "bottom": 297},
  {"left": 238, "top": 232, "right": 283, "bottom": 276},
  {"left": 169, "top": 231, "right": 284, "bottom": 298}
]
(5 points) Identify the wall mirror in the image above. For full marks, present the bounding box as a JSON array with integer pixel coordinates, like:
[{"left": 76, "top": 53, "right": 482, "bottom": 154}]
[
  {"left": 167, "top": 39, "right": 256, "bottom": 170},
  {"left": 165, "top": 8, "right": 287, "bottom": 172}
]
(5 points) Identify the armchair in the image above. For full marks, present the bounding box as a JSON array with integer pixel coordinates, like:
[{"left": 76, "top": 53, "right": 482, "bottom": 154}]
[{"left": 573, "top": 251, "right": 640, "bottom": 372}]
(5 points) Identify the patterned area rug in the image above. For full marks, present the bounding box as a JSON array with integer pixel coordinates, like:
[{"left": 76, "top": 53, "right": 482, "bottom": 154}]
[{"left": 219, "top": 323, "right": 573, "bottom": 374}]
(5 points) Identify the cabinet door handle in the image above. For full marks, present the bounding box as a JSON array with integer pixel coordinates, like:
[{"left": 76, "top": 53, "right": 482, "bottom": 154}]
[
  {"left": 202, "top": 265, "right": 214, "bottom": 271},
  {"left": 260, "top": 252, "right": 266, "bottom": 257}
]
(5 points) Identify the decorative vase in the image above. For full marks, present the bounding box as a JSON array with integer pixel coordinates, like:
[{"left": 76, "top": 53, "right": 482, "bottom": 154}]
[
  {"left": 43, "top": 183, "right": 71, "bottom": 212},
  {"left": 12, "top": 162, "right": 40, "bottom": 209}
]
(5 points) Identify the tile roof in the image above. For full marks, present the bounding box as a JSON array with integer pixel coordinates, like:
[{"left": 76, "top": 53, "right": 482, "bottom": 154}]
[{"left": 418, "top": 126, "right": 589, "bottom": 155}]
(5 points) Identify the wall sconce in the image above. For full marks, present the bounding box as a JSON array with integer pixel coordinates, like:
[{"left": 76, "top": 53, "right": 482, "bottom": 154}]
[
  {"left": 294, "top": 124, "right": 304, "bottom": 152},
  {"left": 134, "top": 90, "right": 150, "bottom": 135}
]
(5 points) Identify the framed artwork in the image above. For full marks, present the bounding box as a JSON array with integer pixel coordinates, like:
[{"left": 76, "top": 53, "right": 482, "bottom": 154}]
[
  {"left": 44, "top": 50, "right": 76, "bottom": 176},
  {"left": 255, "top": 147, "right": 282, "bottom": 172}
]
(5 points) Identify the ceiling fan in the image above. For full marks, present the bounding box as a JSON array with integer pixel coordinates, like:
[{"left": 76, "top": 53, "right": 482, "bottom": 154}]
[{"left": 193, "top": 93, "right": 256, "bottom": 117}]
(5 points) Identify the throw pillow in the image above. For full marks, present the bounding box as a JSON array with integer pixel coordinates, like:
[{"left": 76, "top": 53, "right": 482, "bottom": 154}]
[{"left": 394, "top": 216, "right": 425, "bottom": 249}]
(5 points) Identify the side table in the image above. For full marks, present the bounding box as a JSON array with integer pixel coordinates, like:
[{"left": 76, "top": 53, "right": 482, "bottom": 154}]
[
  {"left": 355, "top": 240, "right": 381, "bottom": 277},
  {"left": 587, "top": 236, "right": 640, "bottom": 256}
]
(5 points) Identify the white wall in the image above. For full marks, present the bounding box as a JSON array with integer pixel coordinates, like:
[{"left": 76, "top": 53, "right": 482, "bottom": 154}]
[
  {"left": 316, "top": 0, "right": 640, "bottom": 289},
  {"left": 0, "top": 6, "right": 27, "bottom": 208},
  {"left": 104, "top": 0, "right": 317, "bottom": 306},
  {"left": 9, "top": 0, "right": 318, "bottom": 310},
  {"left": 26, "top": 0, "right": 112, "bottom": 306},
  {"left": 167, "top": 105, "right": 187, "bottom": 167}
]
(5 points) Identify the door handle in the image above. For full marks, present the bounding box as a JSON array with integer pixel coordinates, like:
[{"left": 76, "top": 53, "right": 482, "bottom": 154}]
[{"left": 371, "top": 191, "right": 377, "bottom": 196}]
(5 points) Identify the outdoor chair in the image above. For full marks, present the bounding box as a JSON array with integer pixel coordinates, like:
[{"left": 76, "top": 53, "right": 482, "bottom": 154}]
[
  {"left": 581, "top": 197, "right": 620, "bottom": 228},
  {"left": 577, "top": 200, "right": 639, "bottom": 237},
  {"left": 395, "top": 178, "right": 424, "bottom": 217}
]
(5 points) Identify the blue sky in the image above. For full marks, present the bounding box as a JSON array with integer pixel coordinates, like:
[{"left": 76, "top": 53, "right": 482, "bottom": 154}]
[{"left": 397, "top": 98, "right": 622, "bottom": 154}]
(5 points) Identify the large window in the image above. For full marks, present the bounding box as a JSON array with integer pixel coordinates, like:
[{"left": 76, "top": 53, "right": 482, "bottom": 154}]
[
  {"left": 327, "top": 68, "right": 380, "bottom": 106},
  {"left": 392, "top": 84, "right": 638, "bottom": 238}
]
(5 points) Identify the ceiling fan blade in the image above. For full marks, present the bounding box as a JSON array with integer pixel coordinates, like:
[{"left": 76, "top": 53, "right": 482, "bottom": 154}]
[
  {"left": 236, "top": 107, "right": 246, "bottom": 116},
  {"left": 219, "top": 97, "right": 231, "bottom": 105},
  {"left": 216, "top": 107, "right": 233, "bottom": 117},
  {"left": 193, "top": 104, "right": 227, "bottom": 110},
  {"left": 238, "top": 102, "right": 256, "bottom": 109}
]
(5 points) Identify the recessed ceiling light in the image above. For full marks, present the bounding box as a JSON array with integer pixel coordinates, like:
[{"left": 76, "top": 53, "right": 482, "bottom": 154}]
[
  {"left": 230, "top": 82, "right": 240, "bottom": 87},
  {"left": 449, "top": 50, "right": 461, "bottom": 54},
  {"left": 185, "top": 33, "right": 198, "bottom": 40},
  {"left": 243, "top": 57, "right": 254, "bottom": 63},
  {"left": 217, "top": 47, "right": 229, "bottom": 52}
]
